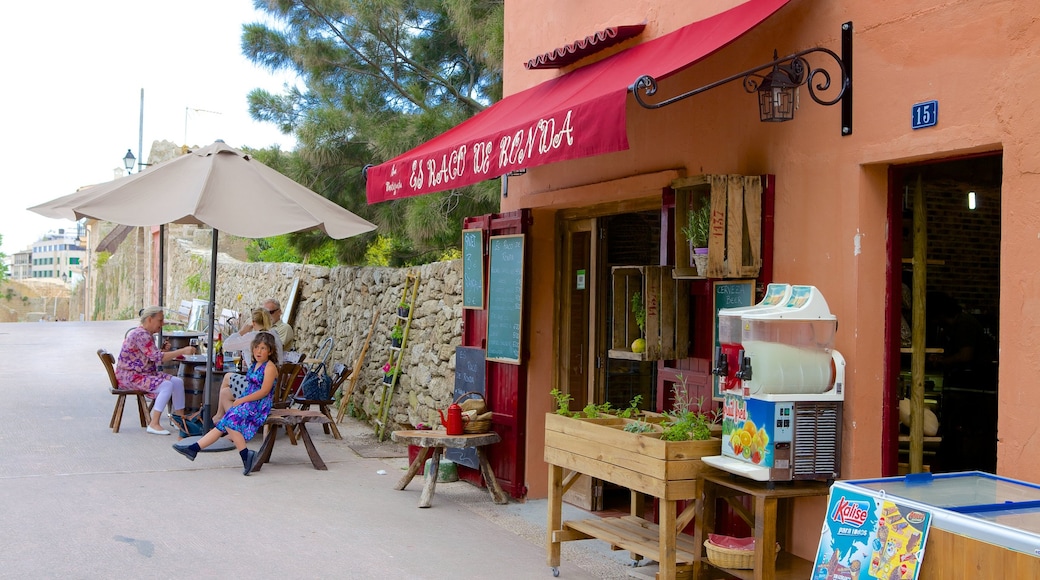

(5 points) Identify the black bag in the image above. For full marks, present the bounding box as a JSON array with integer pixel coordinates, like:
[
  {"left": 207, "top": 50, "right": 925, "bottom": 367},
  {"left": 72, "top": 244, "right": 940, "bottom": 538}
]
[
  {"left": 171, "top": 413, "right": 206, "bottom": 438},
  {"left": 300, "top": 363, "right": 331, "bottom": 400}
]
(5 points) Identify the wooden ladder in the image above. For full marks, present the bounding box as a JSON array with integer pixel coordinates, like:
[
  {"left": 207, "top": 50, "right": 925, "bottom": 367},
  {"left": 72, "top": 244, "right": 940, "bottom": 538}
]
[{"left": 375, "top": 271, "right": 421, "bottom": 441}]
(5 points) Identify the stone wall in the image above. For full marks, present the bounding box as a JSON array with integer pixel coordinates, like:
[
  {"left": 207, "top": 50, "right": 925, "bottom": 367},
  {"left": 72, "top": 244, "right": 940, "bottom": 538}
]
[{"left": 94, "top": 225, "right": 464, "bottom": 432}]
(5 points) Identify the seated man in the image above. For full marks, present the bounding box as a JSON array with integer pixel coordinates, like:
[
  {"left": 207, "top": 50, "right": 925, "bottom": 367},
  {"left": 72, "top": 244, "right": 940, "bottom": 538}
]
[{"left": 264, "top": 298, "right": 294, "bottom": 350}]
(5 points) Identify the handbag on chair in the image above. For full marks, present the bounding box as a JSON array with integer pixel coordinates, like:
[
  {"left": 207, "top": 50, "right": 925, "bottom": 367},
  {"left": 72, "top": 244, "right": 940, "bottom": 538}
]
[{"left": 299, "top": 362, "right": 332, "bottom": 401}]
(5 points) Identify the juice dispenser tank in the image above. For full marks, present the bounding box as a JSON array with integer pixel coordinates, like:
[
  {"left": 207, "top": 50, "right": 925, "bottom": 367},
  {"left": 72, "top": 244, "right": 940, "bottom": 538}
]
[
  {"left": 740, "top": 285, "right": 840, "bottom": 396},
  {"left": 714, "top": 284, "right": 793, "bottom": 393}
]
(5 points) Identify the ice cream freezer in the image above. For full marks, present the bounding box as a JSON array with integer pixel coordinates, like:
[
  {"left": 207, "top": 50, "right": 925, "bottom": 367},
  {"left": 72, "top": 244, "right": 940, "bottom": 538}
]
[{"left": 814, "top": 471, "right": 1040, "bottom": 578}]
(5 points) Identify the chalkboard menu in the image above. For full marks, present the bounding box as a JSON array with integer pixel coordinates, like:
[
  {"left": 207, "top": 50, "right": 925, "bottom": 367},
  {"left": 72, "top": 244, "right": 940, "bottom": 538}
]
[
  {"left": 462, "top": 229, "right": 484, "bottom": 309},
  {"left": 485, "top": 234, "right": 524, "bottom": 364},
  {"left": 446, "top": 346, "right": 487, "bottom": 470},
  {"left": 712, "top": 279, "right": 755, "bottom": 398}
]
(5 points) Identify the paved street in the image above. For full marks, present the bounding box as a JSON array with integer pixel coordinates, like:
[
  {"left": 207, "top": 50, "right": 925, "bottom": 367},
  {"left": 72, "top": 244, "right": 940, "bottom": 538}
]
[{"left": 0, "top": 321, "right": 639, "bottom": 579}]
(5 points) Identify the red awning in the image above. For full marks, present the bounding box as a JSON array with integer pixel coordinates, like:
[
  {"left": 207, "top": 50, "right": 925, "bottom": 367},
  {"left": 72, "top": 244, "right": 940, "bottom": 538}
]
[
  {"left": 525, "top": 24, "right": 647, "bottom": 70},
  {"left": 367, "top": 0, "right": 789, "bottom": 203}
]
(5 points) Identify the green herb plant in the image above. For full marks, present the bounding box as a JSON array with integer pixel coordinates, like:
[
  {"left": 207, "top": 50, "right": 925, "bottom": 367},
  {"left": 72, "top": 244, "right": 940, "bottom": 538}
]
[
  {"left": 631, "top": 291, "right": 646, "bottom": 336},
  {"left": 681, "top": 200, "right": 712, "bottom": 249},
  {"left": 660, "top": 374, "right": 720, "bottom": 441},
  {"left": 390, "top": 324, "right": 404, "bottom": 341},
  {"left": 550, "top": 388, "right": 575, "bottom": 417},
  {"left": 623, "top": 419, "right": 655, "bottom": 434},
  {"left": 617, "top": 394, "right": 644, "bottom": 419},
  {"left": 581, "top": 401, "right": 614, "bottom": 418}
]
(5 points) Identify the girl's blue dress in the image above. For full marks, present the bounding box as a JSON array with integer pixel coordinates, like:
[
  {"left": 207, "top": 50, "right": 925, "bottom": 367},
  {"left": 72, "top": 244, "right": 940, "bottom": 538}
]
[{"left": 216, "top": 361, "right": 273, "bottom": 440}]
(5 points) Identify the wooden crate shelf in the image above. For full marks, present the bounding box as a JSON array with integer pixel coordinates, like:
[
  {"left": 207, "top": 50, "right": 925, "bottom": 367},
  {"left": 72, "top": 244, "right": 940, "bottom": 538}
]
[
  {"left": 673, "top": 175, "right": 763, "bottom": 280},
  {"left": 609, "top": 266, "right": 689, "bottom": 361}
]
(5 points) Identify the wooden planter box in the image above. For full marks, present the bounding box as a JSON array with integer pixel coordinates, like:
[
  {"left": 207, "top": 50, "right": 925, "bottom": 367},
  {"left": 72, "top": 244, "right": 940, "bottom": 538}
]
[
  {"left": 609, "top": 266, "right": 689, "bottom": 361},
  {"left": 673, "top": 174, "right": 763, "bottom": 280},
  {"left": 543, "top": 413, "right": 720, "bottom": 500}
]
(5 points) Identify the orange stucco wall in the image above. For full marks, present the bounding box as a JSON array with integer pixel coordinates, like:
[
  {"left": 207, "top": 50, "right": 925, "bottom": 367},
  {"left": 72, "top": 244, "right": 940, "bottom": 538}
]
[{"left": 500, "top": 0, "right": 1040, "bottom": 554}]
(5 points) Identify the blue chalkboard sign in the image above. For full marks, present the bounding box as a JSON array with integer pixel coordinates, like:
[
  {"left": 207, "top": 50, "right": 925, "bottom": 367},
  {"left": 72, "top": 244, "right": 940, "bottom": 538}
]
[
  {"left": 446, "top": 346, "right": 486, "bottom": 470},
  {"left": 462, "top": 229, "right": 484, "bottom": 309},
  {"left": 486, "top": 234, "right": 524, "bottom": 364}
]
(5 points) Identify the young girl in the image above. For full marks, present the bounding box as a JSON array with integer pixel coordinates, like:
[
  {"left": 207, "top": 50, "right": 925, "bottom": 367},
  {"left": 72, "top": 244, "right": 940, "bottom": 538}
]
[{"left": 173, "top": 332, "right": 280, "bottom": 475}]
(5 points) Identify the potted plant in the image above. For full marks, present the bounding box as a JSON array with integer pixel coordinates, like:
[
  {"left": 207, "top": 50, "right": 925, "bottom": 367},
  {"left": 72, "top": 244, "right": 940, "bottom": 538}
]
[
  {"left": 397, "top": 299, "right": 410, "bottom": 318},
  {"left": 390, "top": 324, "right": 404, "bottom": 348},
  {"left": 382, "top": 362, "right": 398, "bottom": 384},
  {"left": 630, "top": 291, "right": 646, "bottom": 354},
  {"left": 659, "top": 373, "right": 721, "bottom": 441},
  {"left": 682, "top": 201, "right": 711, "bottom": 276}
]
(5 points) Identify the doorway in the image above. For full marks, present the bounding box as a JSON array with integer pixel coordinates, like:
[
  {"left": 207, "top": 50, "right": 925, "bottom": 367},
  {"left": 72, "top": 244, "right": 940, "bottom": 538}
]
[
  {"left": 890, "top": 154, "right": 1001, "bottom": 474},
  {"left": 557, "top": 207, "right": 661, "bottom": 510}
]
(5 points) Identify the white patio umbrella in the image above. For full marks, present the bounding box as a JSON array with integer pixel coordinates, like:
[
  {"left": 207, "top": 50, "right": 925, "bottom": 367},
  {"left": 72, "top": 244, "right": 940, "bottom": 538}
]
[{"left": 31, "top": 140, "right": 377, "bottom": 428}]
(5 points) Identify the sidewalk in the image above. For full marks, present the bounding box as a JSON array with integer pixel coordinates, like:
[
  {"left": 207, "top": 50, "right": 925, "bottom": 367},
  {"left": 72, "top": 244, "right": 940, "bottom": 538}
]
[{"left": 0, "top": 321, "right": 643, "bottom": 579}]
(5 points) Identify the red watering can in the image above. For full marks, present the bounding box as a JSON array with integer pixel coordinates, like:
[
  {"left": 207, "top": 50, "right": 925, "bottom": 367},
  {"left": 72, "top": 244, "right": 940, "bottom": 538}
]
[{"left": 438, "top": 402, "right": 464, "bottom": 435}]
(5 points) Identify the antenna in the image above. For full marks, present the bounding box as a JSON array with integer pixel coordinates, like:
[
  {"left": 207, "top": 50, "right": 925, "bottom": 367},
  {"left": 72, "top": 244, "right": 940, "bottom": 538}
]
[{"left": 183, "top": 106, "right": 223, "bottom": 145}]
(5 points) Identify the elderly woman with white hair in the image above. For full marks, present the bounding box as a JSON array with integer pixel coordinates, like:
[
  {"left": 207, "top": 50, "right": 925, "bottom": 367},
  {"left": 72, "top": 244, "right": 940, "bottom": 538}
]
[{"left": 115, "top": 306, "right": 196, "bottom": 435}]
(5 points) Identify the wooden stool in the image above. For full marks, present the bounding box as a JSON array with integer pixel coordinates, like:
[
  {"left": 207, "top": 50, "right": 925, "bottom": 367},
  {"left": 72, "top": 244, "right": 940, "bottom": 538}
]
[
  {"left": 98, "top": 348, "right": 150, "bottom": 433},
  {"left": 252, "top": 409, "right": 331, "bottom": 471}
]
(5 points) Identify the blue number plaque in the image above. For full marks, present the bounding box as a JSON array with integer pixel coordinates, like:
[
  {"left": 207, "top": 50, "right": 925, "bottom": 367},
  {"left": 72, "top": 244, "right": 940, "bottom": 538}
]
[{"left": 911, "top": 100, "right": 938, "bottom": 130}]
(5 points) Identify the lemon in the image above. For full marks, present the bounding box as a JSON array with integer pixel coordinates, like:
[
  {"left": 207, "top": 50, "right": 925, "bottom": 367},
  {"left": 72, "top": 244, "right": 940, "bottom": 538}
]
[{"left": 631, "top": 338, "right": 646, "bottom": 353}]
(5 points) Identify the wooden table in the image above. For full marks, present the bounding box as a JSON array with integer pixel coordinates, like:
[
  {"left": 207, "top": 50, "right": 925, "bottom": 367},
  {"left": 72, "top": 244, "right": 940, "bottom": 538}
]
[
  {"left": 692, "top": 472, "right": 831, "bottom": 580},
  {"left": 390, "top": 430, "right": 507, "bottom": 508},
  {"left": 252, "top": 409, "right": 332, "bottom": 471}
]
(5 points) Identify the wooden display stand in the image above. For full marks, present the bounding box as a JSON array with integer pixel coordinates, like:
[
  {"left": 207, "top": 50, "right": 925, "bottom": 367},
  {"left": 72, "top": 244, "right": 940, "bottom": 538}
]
[
  {"left": 608, "top": 266, "right": 689, "bottom": 361},
  {"left": 692, "top": 472, "right": 830, "bottom": 580},
  {"left": 545, "top": 413, "right": 721, "bottom": 579},
  {"left": 673, "top": 175, "right": 762, "bottom": 280}
]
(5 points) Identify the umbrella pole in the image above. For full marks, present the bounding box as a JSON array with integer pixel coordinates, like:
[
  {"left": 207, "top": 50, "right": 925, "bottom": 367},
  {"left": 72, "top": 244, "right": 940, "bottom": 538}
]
[{"left": 203, "top": 228, "right": 218, "bottom": 430}]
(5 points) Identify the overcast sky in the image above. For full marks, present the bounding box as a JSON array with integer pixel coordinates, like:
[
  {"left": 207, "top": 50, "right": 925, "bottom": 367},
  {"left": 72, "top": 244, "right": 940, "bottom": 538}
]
[{"left": 0, "top": 0, "right": 299, "bottom": 255}]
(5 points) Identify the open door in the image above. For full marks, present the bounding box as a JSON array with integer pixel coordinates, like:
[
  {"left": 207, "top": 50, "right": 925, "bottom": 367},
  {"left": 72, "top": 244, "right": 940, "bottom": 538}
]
[{"left": 556, "top": 216, "right": 604, "bottom": 510}]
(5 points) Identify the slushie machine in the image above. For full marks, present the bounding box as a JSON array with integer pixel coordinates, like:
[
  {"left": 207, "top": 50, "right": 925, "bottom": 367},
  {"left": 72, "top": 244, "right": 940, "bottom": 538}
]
[{"left": 703, "top": 285, "right": 846, "bottom": 482}]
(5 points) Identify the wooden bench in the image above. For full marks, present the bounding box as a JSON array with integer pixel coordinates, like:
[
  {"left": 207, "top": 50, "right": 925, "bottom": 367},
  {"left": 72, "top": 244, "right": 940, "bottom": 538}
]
[{"left": 252, "top": 409, "right": 332, "bottom": 472}]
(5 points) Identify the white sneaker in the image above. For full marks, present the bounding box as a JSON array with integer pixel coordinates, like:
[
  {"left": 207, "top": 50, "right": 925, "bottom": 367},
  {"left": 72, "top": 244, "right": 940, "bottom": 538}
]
[{"left": 147, "top": 426, "right": 171, "bottom": 436}]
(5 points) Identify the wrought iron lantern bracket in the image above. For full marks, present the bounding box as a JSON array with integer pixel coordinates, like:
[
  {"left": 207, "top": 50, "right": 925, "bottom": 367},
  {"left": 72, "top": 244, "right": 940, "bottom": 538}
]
[{"left": 631, "top": 22, "right": 853, "bottom": 135}]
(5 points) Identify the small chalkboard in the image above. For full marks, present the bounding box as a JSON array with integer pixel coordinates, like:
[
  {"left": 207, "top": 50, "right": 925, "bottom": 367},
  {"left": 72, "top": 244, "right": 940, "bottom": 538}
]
[
  {"left": 485, "top": 234, "right": 524, "bottom": 364},
  {"left": 712, "top": 280, "right": 755, "bottom": 399},
  {"left": 462, "top": 229, "right": 484, "bottom": 309},
  {"left": 447, "top": 346, "right": 486, "bottom": 470}
]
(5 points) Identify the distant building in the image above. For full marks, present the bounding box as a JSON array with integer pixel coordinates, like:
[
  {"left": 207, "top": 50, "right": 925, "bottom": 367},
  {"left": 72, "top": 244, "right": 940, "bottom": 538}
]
[
  {"left": 30, "top": 227, "right": 86, "bottom": 285},
  {"left": 9, "top": 249, "right": 31, "bottom": 280}
]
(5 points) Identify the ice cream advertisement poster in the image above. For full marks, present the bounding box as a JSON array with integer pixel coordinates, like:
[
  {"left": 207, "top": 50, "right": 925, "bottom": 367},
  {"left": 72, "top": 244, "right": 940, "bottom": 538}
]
[{"left": 814, "top": 487, "right": 932, "bottom": 579}]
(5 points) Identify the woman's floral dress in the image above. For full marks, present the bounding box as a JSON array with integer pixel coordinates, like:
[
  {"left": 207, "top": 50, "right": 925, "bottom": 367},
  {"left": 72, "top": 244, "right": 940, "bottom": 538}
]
[
  {"left": 115, "top": 326, "right": 168, "bottom": 397},
  {"left": 216, "top": 361, "right": 273, "bottom": 440}
]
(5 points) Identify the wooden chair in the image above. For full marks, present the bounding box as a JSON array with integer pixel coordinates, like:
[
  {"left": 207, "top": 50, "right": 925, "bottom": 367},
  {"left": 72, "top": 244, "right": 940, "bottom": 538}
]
[
  {"left": 292, "top": 362, "right": 348, "bottom": 439},
  {"left": 272, "top": 362, "right": 304, "bottom": 409},
  {"left": 98, "top": 348, "right": 149, "bottom": 433}
]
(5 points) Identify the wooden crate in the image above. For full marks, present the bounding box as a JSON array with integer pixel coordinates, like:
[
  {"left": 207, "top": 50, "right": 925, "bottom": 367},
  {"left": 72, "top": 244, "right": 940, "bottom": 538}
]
[
  {"left": 544, "top": 413, "right": 721, "bottom": 500},
  {"left": 609, "top": 266, "right": 689, "bottom": 361},
  {"left": 673, "top": 175, "right": 762, "bottom": 279}
]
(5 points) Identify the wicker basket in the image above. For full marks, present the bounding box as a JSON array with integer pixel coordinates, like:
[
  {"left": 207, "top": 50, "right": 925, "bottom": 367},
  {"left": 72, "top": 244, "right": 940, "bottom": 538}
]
[
  {"left": 456, "top": 391, "right": 492, "bottom": 433},
  {"left": 703, "top": 539, "right": 779, "bottom": 570}
]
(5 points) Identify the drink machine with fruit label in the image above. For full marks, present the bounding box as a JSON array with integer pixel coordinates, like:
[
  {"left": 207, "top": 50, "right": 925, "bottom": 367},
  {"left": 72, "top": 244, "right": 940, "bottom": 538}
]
[{"left": 704, "top": 285, "right": 846, "bottom": 482}]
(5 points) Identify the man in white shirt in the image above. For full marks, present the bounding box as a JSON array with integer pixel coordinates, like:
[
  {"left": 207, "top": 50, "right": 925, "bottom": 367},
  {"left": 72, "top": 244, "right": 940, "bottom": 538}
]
[{"left": 264, "top": 298, "right": 295, "bottom": 350}]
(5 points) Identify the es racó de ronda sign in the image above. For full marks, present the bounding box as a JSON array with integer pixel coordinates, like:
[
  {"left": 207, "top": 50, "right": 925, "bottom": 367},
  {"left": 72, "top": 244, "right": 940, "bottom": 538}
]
[{"left": 365, "top": 94, "right": 629, "bottom": 203}]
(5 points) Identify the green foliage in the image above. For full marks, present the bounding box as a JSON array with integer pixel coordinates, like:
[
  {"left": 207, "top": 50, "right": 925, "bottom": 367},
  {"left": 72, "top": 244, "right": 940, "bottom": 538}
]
[
  {"left": 622, "top": 419, "right": 655, "bottom": 434},
  {"left": 580, "top": 401, "right": 613, "bottom": 419},
  {"left": 247, "top": 235, "right": 340, "bottom": 267},
  {"left": 184, "top": 272, "right": 210, "bottom": 299},
  {"left": 241, "top": 2, "right": 504, "bottom": 265},
  {"left": 4, "top": 288, "right": 14, "bottom": 301},
  {"left": 616, "top": 394, "right": 644, "bottom": 419},
  {"left": 631, "top": 291, "right": 646, "bottom": 334},
  {"left": 660, "top": 374, "right": 720, "bottom": 441},
  {"left": 549, "top": 388, "right": 574, "bottom": 417},
  {"left": 682, "top": 201, "right": 712, "bottom": 248},
  {"left": 95, "top": 251, "right": 111, "bottom": 269},
  {"left": 391, "top": 324, "right": 404, "bottom": 341}
]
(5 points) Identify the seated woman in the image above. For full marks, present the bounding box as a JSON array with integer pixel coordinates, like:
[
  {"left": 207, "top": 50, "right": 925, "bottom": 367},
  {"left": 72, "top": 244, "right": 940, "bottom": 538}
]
[
  {"left": 214, "top": 308, "right": 284, "bottom": 422},
  {"left": 172, "top": 332, "right": 279, "bottom": 475},
  {"left": 116, "top": 306, "right": 196, "bottom": 435}
]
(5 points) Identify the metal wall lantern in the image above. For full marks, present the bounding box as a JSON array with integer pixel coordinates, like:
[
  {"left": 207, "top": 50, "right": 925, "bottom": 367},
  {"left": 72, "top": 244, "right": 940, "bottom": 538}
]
[{"left": 632, "top": 22, "right": 853, "bottom": 135}]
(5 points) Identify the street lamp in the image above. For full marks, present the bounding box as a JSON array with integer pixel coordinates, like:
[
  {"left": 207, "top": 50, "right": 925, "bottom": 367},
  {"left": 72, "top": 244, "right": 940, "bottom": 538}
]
[{"left": 123, "top": 149, "right": 136, "bottom": 174}]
